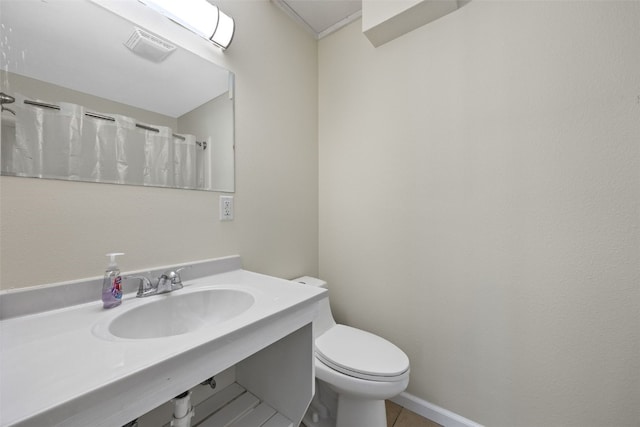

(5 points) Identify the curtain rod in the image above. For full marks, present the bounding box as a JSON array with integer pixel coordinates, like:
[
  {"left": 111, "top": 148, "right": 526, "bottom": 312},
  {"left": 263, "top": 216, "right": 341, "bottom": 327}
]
[{"left": 22, "top": 99, "right": 193, "bottom": 142}]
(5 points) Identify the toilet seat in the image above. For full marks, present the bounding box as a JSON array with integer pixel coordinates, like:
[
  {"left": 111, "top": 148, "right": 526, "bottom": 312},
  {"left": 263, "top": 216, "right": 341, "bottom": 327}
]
[{"left": 315, "top": 325, "right": 409, "bottom": 382}]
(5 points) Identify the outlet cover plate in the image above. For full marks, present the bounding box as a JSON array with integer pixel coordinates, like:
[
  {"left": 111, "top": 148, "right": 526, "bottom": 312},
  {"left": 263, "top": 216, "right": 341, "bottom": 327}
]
[{"left": 220, "top": 195, "right": 234, "bottom": 221}]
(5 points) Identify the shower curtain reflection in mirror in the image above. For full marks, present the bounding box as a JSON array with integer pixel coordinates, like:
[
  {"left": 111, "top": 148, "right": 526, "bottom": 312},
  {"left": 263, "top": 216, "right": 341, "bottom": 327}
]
[{"left": 1, "top": 94, "right": 206, "bottom": 189}]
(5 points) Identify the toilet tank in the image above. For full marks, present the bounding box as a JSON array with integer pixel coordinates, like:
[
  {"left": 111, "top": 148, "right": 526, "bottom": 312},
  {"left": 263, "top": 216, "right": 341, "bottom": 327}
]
[
  {"left": 294, "top": 276, "right": 328, "bottom": 289},
  {"left": 292, "top": 276, "right": 336, "bottom": 337}
]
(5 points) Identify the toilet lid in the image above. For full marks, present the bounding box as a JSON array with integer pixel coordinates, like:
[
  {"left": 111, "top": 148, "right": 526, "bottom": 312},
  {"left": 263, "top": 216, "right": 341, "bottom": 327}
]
[{"left": 315, "top": 325, "right": 409, "bottom": 381}]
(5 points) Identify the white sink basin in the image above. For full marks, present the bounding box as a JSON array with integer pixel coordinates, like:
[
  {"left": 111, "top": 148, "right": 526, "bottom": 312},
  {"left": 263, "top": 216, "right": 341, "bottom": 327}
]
[{"left": 106, "top": 287, "right": 255, "bottom": 339}]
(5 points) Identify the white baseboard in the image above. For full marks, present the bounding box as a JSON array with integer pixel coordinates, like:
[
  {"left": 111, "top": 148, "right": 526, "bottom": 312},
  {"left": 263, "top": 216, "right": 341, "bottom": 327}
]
[{"left": 390, "top": 392, "right": 484, "bottom": 427}]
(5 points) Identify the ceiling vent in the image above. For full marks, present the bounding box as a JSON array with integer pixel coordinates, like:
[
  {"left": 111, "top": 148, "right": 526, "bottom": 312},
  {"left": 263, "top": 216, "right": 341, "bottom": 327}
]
[{"left": 124, "top": 27, "right": 176, "bottom": 62}]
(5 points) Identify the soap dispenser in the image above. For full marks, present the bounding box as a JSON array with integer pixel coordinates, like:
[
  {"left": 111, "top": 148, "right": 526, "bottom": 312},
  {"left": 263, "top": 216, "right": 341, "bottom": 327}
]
[{"left": 102, "top": 252, "right": 124, "bottom": 308}]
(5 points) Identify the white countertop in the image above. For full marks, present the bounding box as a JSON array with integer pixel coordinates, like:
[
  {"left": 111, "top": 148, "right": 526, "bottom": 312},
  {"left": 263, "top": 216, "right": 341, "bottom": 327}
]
[{"left": 0, "top": 266, "right": 325, "bottom": 427}]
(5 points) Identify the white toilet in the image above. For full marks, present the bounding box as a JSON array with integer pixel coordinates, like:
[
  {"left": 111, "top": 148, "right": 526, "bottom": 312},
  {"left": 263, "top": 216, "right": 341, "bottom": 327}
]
[{"left": 294, "top": 276, "right": 410, "bottom": 427}]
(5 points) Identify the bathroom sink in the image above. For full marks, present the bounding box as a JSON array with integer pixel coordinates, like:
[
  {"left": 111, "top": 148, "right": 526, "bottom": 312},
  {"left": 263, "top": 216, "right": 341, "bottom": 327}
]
[{"left": 106, "top": 287, "right": 255, "bottom": 339}]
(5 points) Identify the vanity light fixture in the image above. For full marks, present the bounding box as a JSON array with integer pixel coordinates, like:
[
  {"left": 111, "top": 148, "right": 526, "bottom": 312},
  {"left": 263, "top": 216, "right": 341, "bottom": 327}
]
[{"left": 138, "top": 0, "right": 235, "bottom": 50}]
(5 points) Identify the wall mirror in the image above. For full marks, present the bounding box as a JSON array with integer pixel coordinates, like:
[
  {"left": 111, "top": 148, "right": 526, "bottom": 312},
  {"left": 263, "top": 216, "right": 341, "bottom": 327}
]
[{"left": 0, "top": 0, "right": 235, "bottom": 192}]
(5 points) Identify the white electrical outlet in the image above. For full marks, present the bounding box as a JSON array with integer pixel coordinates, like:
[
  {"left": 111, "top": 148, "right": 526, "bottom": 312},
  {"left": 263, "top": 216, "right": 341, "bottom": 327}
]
[{"left": 220, "top": 195, "right": 234, "bottom": 221}]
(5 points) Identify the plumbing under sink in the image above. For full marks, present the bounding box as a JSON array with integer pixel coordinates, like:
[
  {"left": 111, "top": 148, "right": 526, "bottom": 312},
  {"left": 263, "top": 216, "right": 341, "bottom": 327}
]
[{"left": 99, "top": 287, "right": 255, "bottom": 340}]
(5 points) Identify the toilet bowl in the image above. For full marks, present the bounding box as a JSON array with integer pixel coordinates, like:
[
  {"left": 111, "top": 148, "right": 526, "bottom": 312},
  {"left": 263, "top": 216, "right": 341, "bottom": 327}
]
[{"left": 293, "top": 277, "right": 410, "bottom": 427}]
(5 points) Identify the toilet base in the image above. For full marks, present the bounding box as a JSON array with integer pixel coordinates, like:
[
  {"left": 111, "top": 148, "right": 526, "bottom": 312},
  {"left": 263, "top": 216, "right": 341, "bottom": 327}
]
[
  {"left": 336, "top": 395, "right": 386, "bottom": 427},
  {"left": 303, "top": 380, "right": 389, "bottom": 427},
  {"left": 303, "top": 398, "right": 387, "bottom": 427}
]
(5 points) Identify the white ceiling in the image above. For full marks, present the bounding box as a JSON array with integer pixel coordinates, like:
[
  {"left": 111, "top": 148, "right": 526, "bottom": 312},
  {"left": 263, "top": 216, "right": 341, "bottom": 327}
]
[{"left": 273, "top": 0, "right": 362, "bottom": 39}]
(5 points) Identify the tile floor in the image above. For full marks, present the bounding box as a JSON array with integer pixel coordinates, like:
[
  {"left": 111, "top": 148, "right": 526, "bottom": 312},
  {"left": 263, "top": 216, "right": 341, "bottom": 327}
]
[{"left": 386, "top": 400, "right": 443, "bottom": 427}]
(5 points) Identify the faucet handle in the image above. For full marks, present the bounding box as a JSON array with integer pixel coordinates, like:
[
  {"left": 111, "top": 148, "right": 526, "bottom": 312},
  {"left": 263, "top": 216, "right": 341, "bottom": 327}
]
[
  {"left": 160, "top": 266, "right": 189, "bottom": 290},
  {"left": 124, "top": 275, "right": 154, "bottom": 298}
]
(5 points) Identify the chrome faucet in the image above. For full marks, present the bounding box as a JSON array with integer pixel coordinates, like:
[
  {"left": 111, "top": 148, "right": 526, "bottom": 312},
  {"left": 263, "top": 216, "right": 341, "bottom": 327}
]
[
  {"left": 125, "top": 267, "right": 187, "bottom": 298},
  {"left": 157, "top": 268, "right": 185, "bottom": 293}
]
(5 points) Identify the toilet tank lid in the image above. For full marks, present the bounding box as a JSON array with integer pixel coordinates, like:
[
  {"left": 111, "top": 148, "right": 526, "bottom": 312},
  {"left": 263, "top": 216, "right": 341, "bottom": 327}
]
[{"left": 292, "top": 276, "right": 327, "bottom": 288}]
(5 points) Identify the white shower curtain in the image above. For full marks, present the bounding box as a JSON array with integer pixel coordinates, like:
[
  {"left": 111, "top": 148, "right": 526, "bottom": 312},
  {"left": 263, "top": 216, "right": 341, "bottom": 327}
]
[
  {"left": 174, "top": 133, "right": 197, "bottom": 189},
  {"left": 1, "top": 94, "right": 204, "bottom": 189},
  {"left": 6, "top": 94, "right": 83, "bottom": 179},
  {"left": 143, "top": 124, "right": 173, "bottom": 187}
]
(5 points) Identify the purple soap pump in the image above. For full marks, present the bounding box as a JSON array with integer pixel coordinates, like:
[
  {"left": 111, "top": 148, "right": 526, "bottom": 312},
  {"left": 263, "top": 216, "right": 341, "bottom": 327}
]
[{"left": 102, "top": 252, "right": 124, "bottom": 309}]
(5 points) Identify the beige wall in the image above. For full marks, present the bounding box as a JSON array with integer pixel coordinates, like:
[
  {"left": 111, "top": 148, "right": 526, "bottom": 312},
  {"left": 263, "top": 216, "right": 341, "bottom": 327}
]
[
  {"left": 319, "top": 1, "right": 639, "bottom": 426},
  {"left": 0, "top": 1, "right": 318, "bottom": 289}
]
